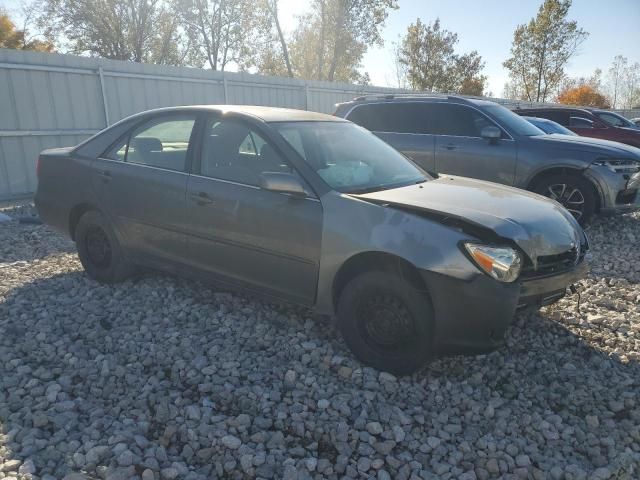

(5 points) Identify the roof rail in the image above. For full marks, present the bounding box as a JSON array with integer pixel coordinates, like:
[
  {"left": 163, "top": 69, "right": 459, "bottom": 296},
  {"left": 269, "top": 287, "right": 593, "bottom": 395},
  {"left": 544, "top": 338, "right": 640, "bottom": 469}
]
[{"left": 351, "top": 92, "right": 470, "bottom": 103}]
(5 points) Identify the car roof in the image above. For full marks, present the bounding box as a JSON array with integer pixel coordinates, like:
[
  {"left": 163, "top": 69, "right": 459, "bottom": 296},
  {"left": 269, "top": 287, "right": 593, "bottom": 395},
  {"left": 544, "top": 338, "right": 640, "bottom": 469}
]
[
  {"left": 335, "top": 94, "right": 496, "bottom": 108},
  {"left": 517, "top": 106, "right": 589, "bottom": 113},
  {"left": 523, "top": 116, "right": 552, "bottom": 122},
  {"left": 128, "top": 105, "right": 345, "bottom": 123}
]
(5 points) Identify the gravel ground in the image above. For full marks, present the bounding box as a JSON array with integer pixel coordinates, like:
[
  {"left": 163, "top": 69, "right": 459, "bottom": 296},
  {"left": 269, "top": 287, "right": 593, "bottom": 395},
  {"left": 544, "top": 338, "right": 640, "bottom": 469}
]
[{"left": 0, "top": 204, "right": 639, "bottom": 480}]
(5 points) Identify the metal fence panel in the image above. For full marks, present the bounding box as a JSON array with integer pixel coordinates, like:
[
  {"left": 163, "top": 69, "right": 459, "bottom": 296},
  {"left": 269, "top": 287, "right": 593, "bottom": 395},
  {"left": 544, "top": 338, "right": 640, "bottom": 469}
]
[{"left": 0, "top": 48, "right": 637, "bottom": 200}]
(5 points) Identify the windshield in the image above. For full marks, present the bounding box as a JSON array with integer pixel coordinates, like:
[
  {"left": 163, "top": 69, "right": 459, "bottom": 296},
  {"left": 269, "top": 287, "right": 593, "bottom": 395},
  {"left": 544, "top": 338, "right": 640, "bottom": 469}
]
[
  {"left": 481, "top": 104, "right": 545, "bottom": 136},
  {"left": 272, "top": 121, "right": 428, "bottom": 193},
  {"left": 594, "top": 111, "right": 638, "bottom": 128},
  {"left": 525, "top": 117, "right": 577, "bottom": 136}
]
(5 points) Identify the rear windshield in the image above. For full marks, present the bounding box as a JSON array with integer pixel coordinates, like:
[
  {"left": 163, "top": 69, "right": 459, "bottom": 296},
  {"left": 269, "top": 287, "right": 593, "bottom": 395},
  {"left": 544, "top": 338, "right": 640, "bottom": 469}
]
[
  {"left": 482, "top": 104, "right": 545, "bottom": 136},
  {"left": 525, "top": 117, "right": 577, "bottom": 136},
  {"left": 272, "top": 121, "right": 428, "bottom": 194}
]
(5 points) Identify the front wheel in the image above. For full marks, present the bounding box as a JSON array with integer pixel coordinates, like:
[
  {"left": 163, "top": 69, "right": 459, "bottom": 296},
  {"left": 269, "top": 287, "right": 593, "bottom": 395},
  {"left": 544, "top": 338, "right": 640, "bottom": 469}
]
[
  {"left": 533, "top": 173, "right": 596, "bottom": 224},
  {"left": 75, "top": 210, "right": 135, "bottom": 283},
  {"left": 336, "top": 271, "right": 435, "bottom": 376}
]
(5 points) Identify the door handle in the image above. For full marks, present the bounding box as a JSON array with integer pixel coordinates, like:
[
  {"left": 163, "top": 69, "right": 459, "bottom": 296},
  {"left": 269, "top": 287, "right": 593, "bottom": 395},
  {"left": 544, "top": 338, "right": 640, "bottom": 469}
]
[
  {"left": 190, "top": 191, "right": 214, "bottom": 206},
  {"left": 98, "top": 170, "right": 112, "bottom": 182},
  {"left": 441, "top": 144, "right": 456, "bottom": 150}
]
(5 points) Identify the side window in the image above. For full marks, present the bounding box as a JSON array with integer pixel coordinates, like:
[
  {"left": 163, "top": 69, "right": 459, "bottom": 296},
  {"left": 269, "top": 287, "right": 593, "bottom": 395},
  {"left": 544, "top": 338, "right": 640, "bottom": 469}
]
[
  {"left": 200, "top": 118, "right": 291, "bottom": 186},
  {"left": 127, "top": 116, "right": 196, "bottom": 171},
  {"left": 105, "top": 141, "right": 127, "bottom": 161},
  {"left": 104, "top": 115, "right": 196, "bottom": 171},
  {"left": 570, "top": 116, "right": 594, "bottom": 129},
  {"left": 433, "top": 104, "right": 498, "bottom": 137},
  {"left": 539, "top": 110, "right": 570, "bottom": 126},
  {"left": 347, "top": 103, "right": 431, "bottom": 134}
]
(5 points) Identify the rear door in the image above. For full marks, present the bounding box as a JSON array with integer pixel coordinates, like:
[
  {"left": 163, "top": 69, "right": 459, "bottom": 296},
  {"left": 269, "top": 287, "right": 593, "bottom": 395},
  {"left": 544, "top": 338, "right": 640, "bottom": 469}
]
[
  {"left": 433, "top": 103, "right": 517, "bottom": 185},
  {"left": 95, "top": 113, "right": 198, "bottom": 263},
  {"left": 345, "top": 102, "right": 436, "bottom": 174},
  {"left": 184, "top": 115, "right": 322, "bottom": 305}
]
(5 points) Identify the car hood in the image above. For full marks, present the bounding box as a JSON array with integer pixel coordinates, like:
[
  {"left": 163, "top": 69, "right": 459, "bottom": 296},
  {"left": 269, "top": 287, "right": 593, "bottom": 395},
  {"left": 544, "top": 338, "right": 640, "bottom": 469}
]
[
  {"left": 533, "top": 134, "right": 640, "bottom": 159},
  {"left": 352, "top": 176, "right": 586, "bottom": 266}
]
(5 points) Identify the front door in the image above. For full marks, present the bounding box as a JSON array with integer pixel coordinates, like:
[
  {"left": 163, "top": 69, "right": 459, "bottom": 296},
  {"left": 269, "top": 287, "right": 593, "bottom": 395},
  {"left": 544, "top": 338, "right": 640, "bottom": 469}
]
[
  {"left": 433, "top": 103, "right": 517, "bottom": 185},
  {"left": 95, "top": 113, "right": 197, "bottom": 263},
  {"left": 184, "top": 115, "right": 322, "bottom": 305}
]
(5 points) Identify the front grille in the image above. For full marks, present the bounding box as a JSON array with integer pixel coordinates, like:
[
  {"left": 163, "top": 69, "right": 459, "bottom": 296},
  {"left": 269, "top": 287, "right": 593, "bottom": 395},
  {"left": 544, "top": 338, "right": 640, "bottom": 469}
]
[{"left": 521, "top": 243, "right": 586, "bottom": 279}]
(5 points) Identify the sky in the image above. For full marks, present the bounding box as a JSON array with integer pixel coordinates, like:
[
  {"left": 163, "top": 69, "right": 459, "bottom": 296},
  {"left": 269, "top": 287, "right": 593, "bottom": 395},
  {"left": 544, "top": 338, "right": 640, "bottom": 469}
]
[
  {"left": 2, "top": 0, "right": 639, "bottom": 96},
  {"left": 278, "top": 0, "right": 640, "bottom": 95}
]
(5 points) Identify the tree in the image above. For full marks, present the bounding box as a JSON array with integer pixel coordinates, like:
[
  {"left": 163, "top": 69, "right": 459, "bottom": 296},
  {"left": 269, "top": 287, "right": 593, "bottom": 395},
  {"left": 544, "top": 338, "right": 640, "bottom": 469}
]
[
  {"left": 622, "top": 62, "right": 640, "bottom": 109},
  {"left": 555, "top": 68, "right": 602, "bottom": 99},
  {"left": 257, "top": 0, "right": 396, "bottom": 83},
  {"left": 172, "top": 0, "right": 263, "bottom": 71},
  {"left": 397, "top": 18, "right": 487, "bottom": 95},
  {"left": 605, "top": 56, "right": 640, "bottom": 109},
  {"left": 557, "top": 85, "right": 610, "bottom": 108},
  {"left": 607, "top": 55, "right": 627, "bottom": 108},
  {"left": 0, "top": 9, "right": 54, "bottom": 52},
  {"left": 503, "top": 0, "right": 588, "bottom": 102},
  {"left": 39, "top": 0, "right": 190, "bottom": 65},
  {"left": 264, "top": 0, "right": 292, "bottom": 77}
]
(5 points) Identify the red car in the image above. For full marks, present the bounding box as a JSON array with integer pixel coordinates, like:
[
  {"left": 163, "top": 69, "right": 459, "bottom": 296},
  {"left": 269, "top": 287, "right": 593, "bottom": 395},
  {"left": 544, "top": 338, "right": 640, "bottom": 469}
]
[{"left": 516, "top": 107, "right": 640, "bottom": 148}]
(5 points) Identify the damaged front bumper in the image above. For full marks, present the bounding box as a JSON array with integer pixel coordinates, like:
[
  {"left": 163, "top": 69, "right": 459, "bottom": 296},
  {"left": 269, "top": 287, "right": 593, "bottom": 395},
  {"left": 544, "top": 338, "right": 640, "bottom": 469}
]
[
  {"left": 518, "top": 260, "right": 589, "bottom": 308},
  {"left": 420, "top": 259, "right": 589, "bottom": 356},
  {"left": 586, "top": 164, "right": 640, "bottom": 211}
]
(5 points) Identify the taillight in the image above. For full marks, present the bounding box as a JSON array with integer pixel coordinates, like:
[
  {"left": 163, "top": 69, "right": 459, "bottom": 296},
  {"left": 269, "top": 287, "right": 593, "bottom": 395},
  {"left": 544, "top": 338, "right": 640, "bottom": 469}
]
[{"left": 36, "top": 157, "right": 41, "bottom": 177}]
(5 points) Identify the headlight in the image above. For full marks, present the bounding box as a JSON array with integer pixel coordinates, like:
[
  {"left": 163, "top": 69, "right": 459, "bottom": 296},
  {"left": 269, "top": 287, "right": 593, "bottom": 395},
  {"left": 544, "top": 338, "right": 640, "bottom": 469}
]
[
  {"left": 463, "top": 243, "right": 522, "bottom": 283},
  {"left": 592, "top": 159, "right": 640, "bottom": 174}
]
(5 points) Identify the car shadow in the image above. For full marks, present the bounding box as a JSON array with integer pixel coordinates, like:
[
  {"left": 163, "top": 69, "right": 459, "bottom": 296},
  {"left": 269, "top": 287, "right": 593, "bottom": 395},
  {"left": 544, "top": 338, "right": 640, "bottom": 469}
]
[{"left": 1, "top": 267, "right": 639, "bottom": 478}]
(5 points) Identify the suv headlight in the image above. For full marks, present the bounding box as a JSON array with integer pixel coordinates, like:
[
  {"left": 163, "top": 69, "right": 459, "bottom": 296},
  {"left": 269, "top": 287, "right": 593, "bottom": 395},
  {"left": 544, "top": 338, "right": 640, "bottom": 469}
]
[
  {"left": 463, "top": 243, "right": 522, "bottom": 283},
  {"left": 592, "top": 159, "right": 640, "bottom": 174}
]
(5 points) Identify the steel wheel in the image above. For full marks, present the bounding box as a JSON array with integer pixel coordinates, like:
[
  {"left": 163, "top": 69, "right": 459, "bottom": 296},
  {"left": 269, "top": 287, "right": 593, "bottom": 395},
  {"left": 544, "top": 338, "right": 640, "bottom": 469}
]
[
  {"left": 546, "top": 183, "right": 586, "bottom": 220},
  {"left": 357, "top": 292, "right": 417, "bottom": 352},
  {"left": 85, "top": 225, "right": 112, "bottom": 268}
]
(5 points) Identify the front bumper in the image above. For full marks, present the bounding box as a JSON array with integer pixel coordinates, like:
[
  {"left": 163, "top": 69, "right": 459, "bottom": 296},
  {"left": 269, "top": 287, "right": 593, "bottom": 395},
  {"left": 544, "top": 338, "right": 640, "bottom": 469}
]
[
  {"left": 421, "top": 260, "right": 589, "bottom": 356},
  {"left": 518, "top": 260, "right": 589, "bottom": 307},
  {"left": 586, "top": 166, "right": 640, "bottom": 211},
  {"left": 421, "top": 270, "right": 519, "bottom": 356}
]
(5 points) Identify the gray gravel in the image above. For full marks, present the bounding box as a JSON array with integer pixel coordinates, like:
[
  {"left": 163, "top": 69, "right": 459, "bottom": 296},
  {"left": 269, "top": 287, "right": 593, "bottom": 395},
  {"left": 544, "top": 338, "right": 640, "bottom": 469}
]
[{"left": 1, "top": 204, "right": 639, "bottom": 480}]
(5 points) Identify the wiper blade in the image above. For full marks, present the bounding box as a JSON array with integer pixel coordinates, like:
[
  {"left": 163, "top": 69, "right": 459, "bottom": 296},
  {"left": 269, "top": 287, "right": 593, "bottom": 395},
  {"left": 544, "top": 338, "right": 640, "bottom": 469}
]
[{"left": 347, "top": 185, "right": 388, "bottom": 194}]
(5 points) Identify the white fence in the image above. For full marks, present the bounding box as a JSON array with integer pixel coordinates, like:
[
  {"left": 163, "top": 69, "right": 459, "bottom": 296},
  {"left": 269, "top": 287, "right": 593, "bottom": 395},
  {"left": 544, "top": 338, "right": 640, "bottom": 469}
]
[
  {"left": 0, "top": 49, "right": 408, "bottom": 200},
  {"left": 0, "top": 48, "right": 636, "bottom": 200}
]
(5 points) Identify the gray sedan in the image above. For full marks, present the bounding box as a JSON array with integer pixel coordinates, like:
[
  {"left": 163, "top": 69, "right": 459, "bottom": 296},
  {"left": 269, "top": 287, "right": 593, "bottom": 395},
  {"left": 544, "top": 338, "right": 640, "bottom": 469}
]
[{"left": 36, "top": 106, "right": 588, "bottom": 374}]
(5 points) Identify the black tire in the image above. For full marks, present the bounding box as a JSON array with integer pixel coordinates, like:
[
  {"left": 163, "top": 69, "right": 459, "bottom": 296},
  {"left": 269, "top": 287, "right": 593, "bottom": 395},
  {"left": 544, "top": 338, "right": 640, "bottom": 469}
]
[
  {"left": 533, "top": 173, "right": 596, "bottom": 224},
  {"left": 75, "top": 210, "right": 135, "bottom": 283},
  {"left": 336, "top": 271, "right": 434, "bottom": 376}
]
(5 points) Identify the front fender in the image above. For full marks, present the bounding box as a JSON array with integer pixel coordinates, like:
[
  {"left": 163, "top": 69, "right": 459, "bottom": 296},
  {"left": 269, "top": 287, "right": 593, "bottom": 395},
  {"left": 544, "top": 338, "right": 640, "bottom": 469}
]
[{"left": 315, "top": 191, "right": 480, "bottom": 315}]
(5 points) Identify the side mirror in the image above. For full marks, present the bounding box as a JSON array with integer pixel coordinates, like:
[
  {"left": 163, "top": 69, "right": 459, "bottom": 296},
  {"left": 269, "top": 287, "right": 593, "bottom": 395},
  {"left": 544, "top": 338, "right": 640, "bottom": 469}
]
[
  {"left": 481, "top": 126, "right": 502, "bottom": 142},
  {"left": 259, "top": 172, "right": 307, "bottom": 197}
]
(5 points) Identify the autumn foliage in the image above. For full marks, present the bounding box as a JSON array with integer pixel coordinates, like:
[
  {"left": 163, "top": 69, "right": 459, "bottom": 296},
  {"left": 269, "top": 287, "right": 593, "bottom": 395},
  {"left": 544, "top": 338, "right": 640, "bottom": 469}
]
[
  {"left": 0, "top": 12, "right": 54, "bottom": 52},
  {"left": 558, "top": 85, "right": 611, "bottom": 108}
]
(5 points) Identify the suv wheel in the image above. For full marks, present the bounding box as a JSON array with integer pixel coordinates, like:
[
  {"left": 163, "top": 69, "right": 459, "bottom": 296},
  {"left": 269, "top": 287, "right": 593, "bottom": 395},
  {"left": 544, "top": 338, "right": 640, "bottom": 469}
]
[
  {"left": 75, "top": 210, "right": 135, "bottom": 283},
  {"left": 336, "top": 271, "right": 434, "bottom": 375},
  {"left": 533, "top": 173, "right": 596, "bottom": 224}
]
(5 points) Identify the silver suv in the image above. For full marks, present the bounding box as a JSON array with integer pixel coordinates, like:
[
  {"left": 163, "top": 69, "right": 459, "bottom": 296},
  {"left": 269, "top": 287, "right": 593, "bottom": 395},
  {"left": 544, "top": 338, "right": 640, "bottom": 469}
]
[{"left": 335, "top": 95, "right": 640, "bottom": 223}]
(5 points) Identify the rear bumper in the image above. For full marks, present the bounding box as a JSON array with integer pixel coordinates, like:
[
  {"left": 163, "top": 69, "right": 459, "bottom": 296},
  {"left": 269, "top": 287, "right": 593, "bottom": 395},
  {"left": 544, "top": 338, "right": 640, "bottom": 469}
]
[
  {"left": 34, "top": 191, "right": 69, "bottom": 237},
  {"left": 421, "top": 261, "right": 589, "bottom": 356}
]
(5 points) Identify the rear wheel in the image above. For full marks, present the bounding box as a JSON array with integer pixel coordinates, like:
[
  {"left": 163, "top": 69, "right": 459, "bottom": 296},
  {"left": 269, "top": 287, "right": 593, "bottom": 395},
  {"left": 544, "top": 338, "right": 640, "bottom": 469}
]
[
  {"left": 336, "top": 271, "right": 434, "bottom": 375},
  {"left": 533, "top": 173, "right": 596, "bottom": 224},
  {"left": 75, "top": 210, "right": 135, "bottom": 283}
]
